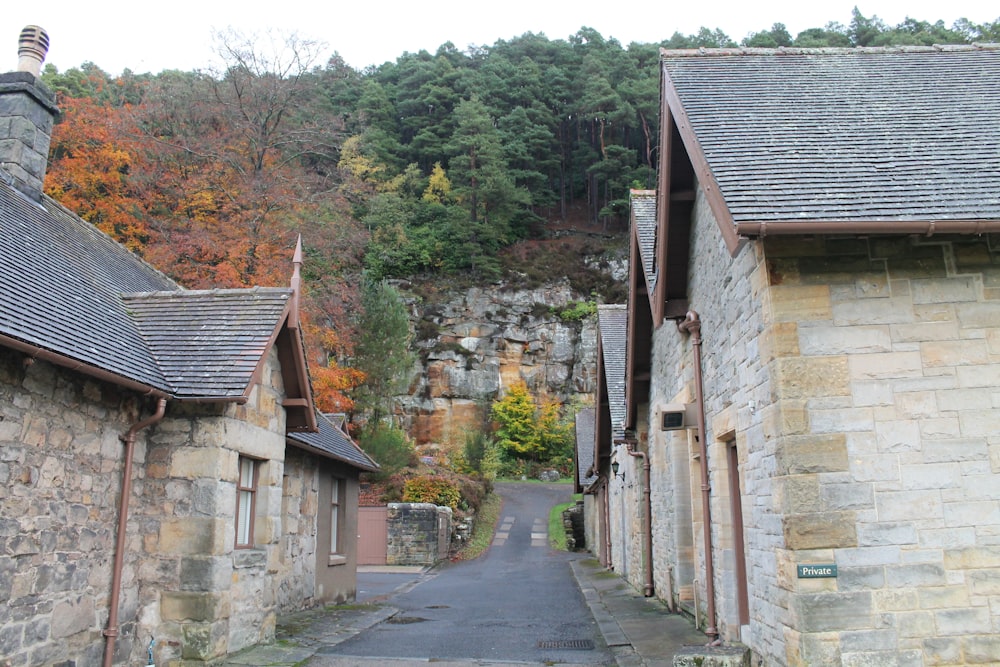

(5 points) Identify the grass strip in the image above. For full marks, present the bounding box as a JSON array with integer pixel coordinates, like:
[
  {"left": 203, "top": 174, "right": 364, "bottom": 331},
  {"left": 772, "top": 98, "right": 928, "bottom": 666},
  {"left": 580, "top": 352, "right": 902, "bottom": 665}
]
[
  {"left": 453, "top": 492, "right": 502, "bottom": 561},
  {"left": 549, "top": 501, "right": 576, "bottom": 550}
]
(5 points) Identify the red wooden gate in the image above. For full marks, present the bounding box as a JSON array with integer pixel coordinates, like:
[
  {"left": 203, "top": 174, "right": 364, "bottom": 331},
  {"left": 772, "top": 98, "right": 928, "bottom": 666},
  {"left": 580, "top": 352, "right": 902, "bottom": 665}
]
[{"left": 358, "top": 506, "right": 388, "bottom": 565}]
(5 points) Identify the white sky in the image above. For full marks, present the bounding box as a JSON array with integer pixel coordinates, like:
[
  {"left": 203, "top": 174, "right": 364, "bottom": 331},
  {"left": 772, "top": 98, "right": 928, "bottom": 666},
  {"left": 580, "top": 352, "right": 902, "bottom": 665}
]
[{"left": 4, "top": 0, "right": 998, "bottom": 75}]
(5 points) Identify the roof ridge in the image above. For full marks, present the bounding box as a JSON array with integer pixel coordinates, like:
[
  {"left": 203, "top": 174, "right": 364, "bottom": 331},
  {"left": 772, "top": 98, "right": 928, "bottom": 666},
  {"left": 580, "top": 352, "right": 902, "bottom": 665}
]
[
  {"left": 660, "top": 43, "right": 1000, "bottom": 58},
  {"left": 123, "top": 286, "right": 292, "bottom": 299}
]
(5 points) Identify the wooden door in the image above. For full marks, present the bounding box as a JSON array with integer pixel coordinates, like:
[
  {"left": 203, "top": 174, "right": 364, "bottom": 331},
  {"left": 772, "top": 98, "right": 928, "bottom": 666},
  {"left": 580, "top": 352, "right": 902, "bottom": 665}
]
[{"left": 358, "top": 506, "right": 388, "bottom": 565}]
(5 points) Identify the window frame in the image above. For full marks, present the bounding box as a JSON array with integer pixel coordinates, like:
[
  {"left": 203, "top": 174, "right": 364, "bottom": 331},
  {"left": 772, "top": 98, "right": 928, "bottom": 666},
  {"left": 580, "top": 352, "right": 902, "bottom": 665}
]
[
  {"left": 236, "top": 455, "right": 260, "bottom": 549},
  {"left": 330, "top": 476, "right": 343, "bottom": 555}
]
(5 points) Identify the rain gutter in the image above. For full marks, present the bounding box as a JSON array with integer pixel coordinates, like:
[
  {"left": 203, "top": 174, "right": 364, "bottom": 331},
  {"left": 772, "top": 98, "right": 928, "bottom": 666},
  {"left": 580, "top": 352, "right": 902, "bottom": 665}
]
[
  {"left": 736, "top": 219, "right": 1000, "bottom": 239},
  {"left": 2, "top": 334, "right": 168, "bottom": 399}
]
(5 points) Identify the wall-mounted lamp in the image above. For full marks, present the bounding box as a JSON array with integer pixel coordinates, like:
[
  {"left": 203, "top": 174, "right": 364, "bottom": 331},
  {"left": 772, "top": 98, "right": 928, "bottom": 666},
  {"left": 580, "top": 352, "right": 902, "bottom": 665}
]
[{"left": 611, "top": 460, "right": 625, "bottom": 482}]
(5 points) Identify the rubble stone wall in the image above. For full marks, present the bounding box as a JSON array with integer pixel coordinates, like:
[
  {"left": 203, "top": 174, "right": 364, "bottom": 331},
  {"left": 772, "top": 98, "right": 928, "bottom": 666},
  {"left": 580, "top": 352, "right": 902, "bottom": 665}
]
[
  {"left": 0, "top": 348, "right": 142, "bottom": 667},
  {"left": 386, "top": 503, "right": 452, "bottom": 566}
]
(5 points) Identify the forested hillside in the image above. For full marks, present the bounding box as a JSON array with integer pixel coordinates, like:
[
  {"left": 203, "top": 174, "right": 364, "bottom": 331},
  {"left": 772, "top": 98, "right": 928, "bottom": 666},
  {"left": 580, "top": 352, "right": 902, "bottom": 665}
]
[{"left": 40, "top": 9, "right": 1000, "bottom": 417}]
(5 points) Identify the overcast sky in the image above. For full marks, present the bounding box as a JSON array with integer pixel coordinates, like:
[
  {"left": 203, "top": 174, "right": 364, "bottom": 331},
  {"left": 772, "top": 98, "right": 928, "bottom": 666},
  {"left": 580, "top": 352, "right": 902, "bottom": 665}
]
[{"left": 5, "top": 0, "right": 997, "bottom": 75}]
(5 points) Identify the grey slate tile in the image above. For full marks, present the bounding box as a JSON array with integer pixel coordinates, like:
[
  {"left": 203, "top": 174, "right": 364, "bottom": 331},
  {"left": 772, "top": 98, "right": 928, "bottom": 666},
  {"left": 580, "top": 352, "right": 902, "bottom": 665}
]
[
  {"left": 1, "top": 182, "right": 175, "bottom": 388},
  {"left": 124, "top": 288, "right": 293, "bottom": 398},
  {"left": 661, "top": 46, "right": 1000, "bottom": 223},
  {"left": 598, "top": 305, "right": 627, "bottom": 442},
  {"left": 288, "top": 412, "right": 379, "bottom": 471},
  {"left": 631, "top": 192, "right": 657, "bottom": 288},
  {"left": 576, "top": 407, "right": 597, "bottom": 486}
]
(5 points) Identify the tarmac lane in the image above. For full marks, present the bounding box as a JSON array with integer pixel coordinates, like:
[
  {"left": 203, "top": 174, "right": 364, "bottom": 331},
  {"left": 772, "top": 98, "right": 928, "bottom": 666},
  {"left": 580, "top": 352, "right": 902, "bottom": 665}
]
[{"left": 308, "top": 481, "right": 614, "bottom": 666}]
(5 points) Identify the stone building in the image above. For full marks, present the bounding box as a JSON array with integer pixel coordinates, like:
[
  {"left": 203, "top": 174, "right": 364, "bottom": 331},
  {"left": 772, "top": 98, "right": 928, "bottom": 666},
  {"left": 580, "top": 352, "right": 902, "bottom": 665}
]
[
  {"left": 0, "top": 27, "right": 377, "bottom": 666},
  {"left": 573, "top": 406, "right": 598, "bottom": 555},
  {"left": 588, "top": 46, "right": 1000, "bottom": 665},
  {"left": 585, "top": 305, "right": 627, "bottom": 571}
]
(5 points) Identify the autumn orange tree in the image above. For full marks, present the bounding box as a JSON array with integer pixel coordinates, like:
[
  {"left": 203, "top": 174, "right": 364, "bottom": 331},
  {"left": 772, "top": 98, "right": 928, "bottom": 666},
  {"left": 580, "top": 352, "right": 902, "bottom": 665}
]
[
  {"left": 45, "top": 80, "right": 154, "bottom": 252},
  {"left": 45, "top": 32, "right": 370, "bottom": 413},
  {"left": 133, "top": 31, "right": 371, "bottom": 410}
]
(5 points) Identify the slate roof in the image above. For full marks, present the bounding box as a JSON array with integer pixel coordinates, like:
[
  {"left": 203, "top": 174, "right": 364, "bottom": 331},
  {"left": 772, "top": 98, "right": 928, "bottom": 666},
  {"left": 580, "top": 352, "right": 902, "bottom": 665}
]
[
  {"left": 575, "top": 407, "right": 597, "bottom": 489},
  {"left": 630, "top": 190, "right": 657, "bottom": 287},
  {"left": 660, "top": 45, "right": 1000, "bottom": 223},
  {"left": 288, "top": 412, "right": 379, "bottom": 472},
  {"left": 1, "top": 180, "right": 177, "bottom": 388},
  {"left": 124, "top": 288, "right": 293, "bottom": 399},
  {"left": 0, "top": 177, "right": 312, "bottom": 410},
  {"left": 597, "top": 305, "right": 628, "bottom": 442}
]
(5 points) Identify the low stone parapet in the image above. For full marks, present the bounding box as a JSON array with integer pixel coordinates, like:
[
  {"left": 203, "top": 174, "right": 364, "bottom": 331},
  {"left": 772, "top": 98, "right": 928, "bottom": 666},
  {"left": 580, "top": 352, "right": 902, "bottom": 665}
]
[{"left": 386, "top": 503, "right": 453, "bottom": 566}]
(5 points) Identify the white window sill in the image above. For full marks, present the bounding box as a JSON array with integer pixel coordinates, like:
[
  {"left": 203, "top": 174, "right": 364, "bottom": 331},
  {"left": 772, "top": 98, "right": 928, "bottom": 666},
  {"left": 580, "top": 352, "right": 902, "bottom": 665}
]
[{"left": 328, "top": 554, "right": 347, "bottom": 567}]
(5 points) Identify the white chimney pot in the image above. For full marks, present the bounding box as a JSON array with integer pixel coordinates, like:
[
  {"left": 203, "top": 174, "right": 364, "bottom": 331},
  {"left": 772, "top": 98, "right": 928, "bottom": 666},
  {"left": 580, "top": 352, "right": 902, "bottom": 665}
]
[{"left": 17, "top": 25, "right": 49, "bottom": 77}]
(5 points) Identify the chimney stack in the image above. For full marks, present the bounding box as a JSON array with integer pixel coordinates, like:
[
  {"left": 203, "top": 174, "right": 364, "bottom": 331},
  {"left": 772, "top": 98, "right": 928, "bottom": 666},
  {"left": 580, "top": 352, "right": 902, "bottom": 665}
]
[{"left": 0, "top": 25, "right": 59, "bottom": 200}]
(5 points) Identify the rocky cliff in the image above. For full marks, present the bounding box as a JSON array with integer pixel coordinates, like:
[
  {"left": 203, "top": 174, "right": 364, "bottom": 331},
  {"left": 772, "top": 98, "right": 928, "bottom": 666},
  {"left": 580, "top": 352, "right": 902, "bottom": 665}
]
[{"left": 394, "top": 281, "right": 600, "bottom": 446}]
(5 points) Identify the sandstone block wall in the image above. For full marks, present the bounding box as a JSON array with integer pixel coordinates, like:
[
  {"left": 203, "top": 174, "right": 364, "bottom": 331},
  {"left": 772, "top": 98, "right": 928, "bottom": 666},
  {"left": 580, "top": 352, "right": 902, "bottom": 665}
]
[
  {"left": 638, "top": 184, "right": 1000, "bottom": 666},
  {"left": 646, "top": 189, "right": 771, "bottom": 644},
  {"left": 762, "top": 233, "right": 1000, "bottom": 666},
  {"left": 142, "top": 348, "right": 288, "bottom": 665}
]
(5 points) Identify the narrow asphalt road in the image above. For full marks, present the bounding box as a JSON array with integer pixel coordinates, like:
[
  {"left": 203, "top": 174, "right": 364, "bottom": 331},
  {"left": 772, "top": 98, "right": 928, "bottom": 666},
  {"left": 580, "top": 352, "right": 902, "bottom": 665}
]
[{"left": 308, "top": 482, "right": 613, "bottom": 666}]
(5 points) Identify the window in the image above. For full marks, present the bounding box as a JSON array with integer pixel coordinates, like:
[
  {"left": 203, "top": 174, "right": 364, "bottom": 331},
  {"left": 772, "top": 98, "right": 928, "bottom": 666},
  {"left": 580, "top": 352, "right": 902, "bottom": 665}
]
[
  {"left": 330, "top": 477, "right": 342, "bottom": 554},
  {"left": 236, "top": 456, "right": 259, "bottom": 548}
]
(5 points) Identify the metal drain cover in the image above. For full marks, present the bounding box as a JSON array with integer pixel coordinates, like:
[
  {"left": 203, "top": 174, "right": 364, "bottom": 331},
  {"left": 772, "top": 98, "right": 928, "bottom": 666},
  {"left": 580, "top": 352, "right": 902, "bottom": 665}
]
[{"left": 537, "top": 639, "right": 595, "bottom": 650}]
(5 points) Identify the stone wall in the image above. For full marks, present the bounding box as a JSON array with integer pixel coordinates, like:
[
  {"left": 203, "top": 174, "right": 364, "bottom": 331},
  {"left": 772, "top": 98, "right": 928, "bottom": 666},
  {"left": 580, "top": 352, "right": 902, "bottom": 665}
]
[
  {"left": 0, "top": 342, "right": 311, "bottom": 666},
  {"left": 386, "top": 503, "right": 453, "bottom": 566},
  {"left": 562, "top": 501, "right": 585, "bottom": 550},
  {"left": 760, "top": 233, "right": 1000, "bottom": 666},
  {"left": 277, "top": 447, "right": 318, "bottom": 612},
  {"left": 141, "top": 347, "right": 288, "bottom": 665},
  {"left": 635, "top": 183, "right": 1000, "bottom": 665},
  {"left": 639, "top": 188, "right": 770, "bottom": 642},
  {"left": 0, "top": 348, "right": 143, "bottom": 667}
]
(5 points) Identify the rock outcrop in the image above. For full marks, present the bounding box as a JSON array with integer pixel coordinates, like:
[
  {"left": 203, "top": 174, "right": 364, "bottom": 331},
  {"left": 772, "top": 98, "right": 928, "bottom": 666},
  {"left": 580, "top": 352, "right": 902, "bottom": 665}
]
[{"left": 395, "top": 281, "right": 599, "bottom": 446}]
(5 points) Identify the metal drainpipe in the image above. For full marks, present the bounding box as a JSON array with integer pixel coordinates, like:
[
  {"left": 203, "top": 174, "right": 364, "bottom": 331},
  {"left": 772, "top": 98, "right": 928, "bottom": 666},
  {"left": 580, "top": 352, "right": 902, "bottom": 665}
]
[
  {"left": 626, "top": 442, "right": 654, "bottom": 597},
  {"left": 603, "top": 477, "right": 613, "bottom": 570},
  {"left": 677, "top": 311, "right": 719, "bottom": 639},
  {"left": 103, "top": 397, "right": 167, "bottom": 667}
]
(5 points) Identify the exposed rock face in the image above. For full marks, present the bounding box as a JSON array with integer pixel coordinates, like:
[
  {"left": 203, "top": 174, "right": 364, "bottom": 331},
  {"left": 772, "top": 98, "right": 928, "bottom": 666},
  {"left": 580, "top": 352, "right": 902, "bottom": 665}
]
[{"left": 396, "top": 281, "right": 599, "bottom": 445}]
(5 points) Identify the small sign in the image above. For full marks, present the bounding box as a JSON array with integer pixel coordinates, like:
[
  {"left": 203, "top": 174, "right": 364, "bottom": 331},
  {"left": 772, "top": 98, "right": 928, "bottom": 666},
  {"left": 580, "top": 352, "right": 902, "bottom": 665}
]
[{"left": 797, "top": 564, "right": 837, "bottom": 578}]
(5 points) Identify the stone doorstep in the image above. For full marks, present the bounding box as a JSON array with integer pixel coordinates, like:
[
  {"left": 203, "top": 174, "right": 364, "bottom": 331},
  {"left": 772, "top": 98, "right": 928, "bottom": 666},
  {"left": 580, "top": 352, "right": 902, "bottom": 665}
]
[{"left": 672, "top": 644, "right": 752, "bottom": 667}]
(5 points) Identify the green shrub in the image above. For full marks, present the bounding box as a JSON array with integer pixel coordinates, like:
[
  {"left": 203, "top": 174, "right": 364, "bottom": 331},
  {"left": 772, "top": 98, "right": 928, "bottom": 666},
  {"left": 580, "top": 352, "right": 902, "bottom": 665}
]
[
  {"left": 402, "top": 476, "right": 461, "bottom": 510},
  {"left": 358, "top": 424, "right": 415, "bottom": 480},
  {"left": 557, "top": 300, "right": 597, "bottom": 322},
  {"left": 461, "top": 430, "right": 491, "bottom": 473}
]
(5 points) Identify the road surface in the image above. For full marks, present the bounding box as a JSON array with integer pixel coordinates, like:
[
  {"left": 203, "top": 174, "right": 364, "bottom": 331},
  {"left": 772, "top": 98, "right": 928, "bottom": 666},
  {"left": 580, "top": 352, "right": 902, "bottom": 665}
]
[{"left": 310, "top": 481, "right": 612, "bottom": 666}]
